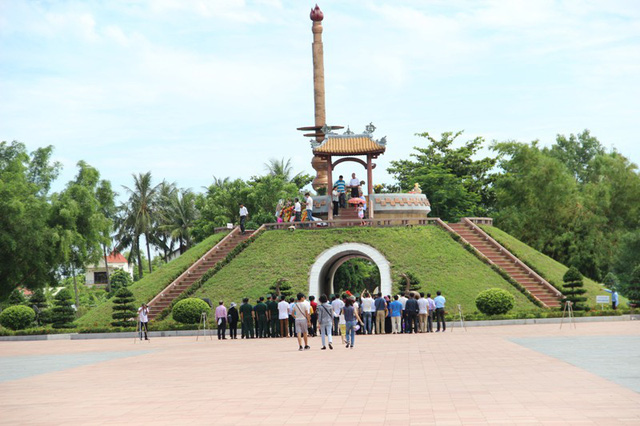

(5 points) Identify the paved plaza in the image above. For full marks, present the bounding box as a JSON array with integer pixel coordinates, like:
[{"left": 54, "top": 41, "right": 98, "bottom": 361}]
[{"left": 1, "top": 321, "right": 639, "bottom": 425}]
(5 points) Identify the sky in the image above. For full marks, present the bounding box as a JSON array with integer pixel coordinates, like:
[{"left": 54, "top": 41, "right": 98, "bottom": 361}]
[{"left": 1, "top": 0, "right": 639, "bottom": 196}]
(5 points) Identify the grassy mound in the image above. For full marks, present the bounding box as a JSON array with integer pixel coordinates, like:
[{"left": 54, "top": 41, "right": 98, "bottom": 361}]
[
  {"left": 481, "top": 225, "right": 622, "bottom": 308},
  {"left": 173, "top": 226, "right": 540, "bottom": 321},
  {"left": 77, "top": 232, "right": 228, "bottom": 328}
]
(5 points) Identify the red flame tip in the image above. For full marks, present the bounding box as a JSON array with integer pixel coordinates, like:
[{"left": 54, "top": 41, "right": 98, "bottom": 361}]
[{"left": 310, "top": 4, "right": 324, "bottom": 22}]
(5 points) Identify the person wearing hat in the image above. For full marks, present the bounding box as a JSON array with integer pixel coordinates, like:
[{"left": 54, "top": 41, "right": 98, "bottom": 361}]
[
  {"left": 215, "top": 300, "right": 227, "bottom": 340},
  {"left": 239, "top": 298, "right": 255, "bottom": 339},
  {"left": 254, "top": 297, "right": 268, "bottom": 338},
  {"left": 267, "top": 295, "right": 279, "bottom": 337},
  {"left": 227, "top": 302, "right": 239, "bottom": 339}
]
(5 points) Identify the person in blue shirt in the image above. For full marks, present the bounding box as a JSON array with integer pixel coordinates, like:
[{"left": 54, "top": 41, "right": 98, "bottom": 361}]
[
  {"left": 374, "top": 293, "right": 387, "bottom": 334},
  {"left": 434, "top": 291, "right": 446, "bottom": 332},
  {"left": 389, "top": 295, "right": 403, "bottom": 334},
  {"left": 335, "top": 175, "right": 346, "bottom": 208},
  {"left": 604, "top": 288, "right": 619, "bottom": 310}
]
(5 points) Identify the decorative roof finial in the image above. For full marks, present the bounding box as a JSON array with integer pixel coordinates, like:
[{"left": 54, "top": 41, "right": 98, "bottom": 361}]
[
  {"left": 364, "top": 122, "right": 376, "bottom": 134},
  {"left": 310, "top": 4, "right": 324, "bottom": 22}
]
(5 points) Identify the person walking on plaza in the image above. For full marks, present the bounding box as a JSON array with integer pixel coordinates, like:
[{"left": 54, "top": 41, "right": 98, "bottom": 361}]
[
  {"left": 293, "top": 293, "right": 311, "bottom": 351},
  {"left": 278, "top": 295, "right": 290, "bottom": 337},
  {"left": 405, "top": 294, "right": 419, "bottom": 334},
  {"left": 267, "top": 295, "right": 279, "bottom": 337},
  {"left": 426, "top": 293, "right": 436, "bottom": 333},
  {"left": 317, "top": 294, "right": 334, "bottom": 350},
  {"left": 331, "top": 185, "right": 340, "bottom": 217},
  {"left": 227, "top": 302, "right": 239, "bottom": 339},
  {"left": 435, "top": 291, "right": 446, "bottom": 332},
  {"left": 294, "top": 198, "right": 302, "bottom": 222},
  {"left": 309, "top": 295, "right": 318, "bottom": 337},
  {"left": 239, "top": 203, "right": 248, "bottom": 235},
  {"left": 254, "top": 297, "right": 268, "bottom": 338},
  {"left": 418, "top": 292, "right": 428, "bottom": 333},
  {"left": 331, "top": 294, "right": 344, "bottom": 336},
  {"left": 335, "top": 175, "right": 346, "bottom": 208},
  {"left": 374, "top": 292, "right": 387, "bottom": 334},
  {"left": 343, "top": 298, "right": 363, "bottom": 349},
  {"left": 239, "top": 298, "right": 254, "bottom": 339},
  {"left": 360, "top": 291, "right": 375, "bottom": 334},
  {"left": 349, "top": 173, "right": 360, "bottom": 198},
  {"left": 137, "top": 303, "right": 149, "bottom": 341},
  {"left": 389, "top": 295, "right": 403, "bottom": 334},
  {"left": 215, "top": 301, "right": 227, "bottom": 340}
]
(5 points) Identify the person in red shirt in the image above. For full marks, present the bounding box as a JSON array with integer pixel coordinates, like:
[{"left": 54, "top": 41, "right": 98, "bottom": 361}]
[{"left": 309, "top": 295, "right": 318, "bottom": 337}]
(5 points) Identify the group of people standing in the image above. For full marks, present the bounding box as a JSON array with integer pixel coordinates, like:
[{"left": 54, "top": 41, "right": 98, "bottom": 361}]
[
  {"left": 210, "top": 290, "right": 447, "bottom": 351},
  {"left": 331, "top": 173, "right": 366, "bottom": 218}
]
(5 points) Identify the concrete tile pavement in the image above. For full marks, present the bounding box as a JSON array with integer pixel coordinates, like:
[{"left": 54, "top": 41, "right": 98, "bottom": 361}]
[{"left": 0, "top": 322, "right": 638, "bottom": 425}]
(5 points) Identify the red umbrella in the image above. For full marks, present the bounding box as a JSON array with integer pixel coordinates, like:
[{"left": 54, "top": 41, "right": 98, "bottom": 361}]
[{"left": 347, "top": 197, "right": 365, "bottom": 205}]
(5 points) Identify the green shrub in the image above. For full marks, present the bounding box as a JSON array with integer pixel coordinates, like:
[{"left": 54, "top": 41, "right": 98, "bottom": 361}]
[
  {"left": 111, "top": 287, "right": 137, "bottom": 327},
  {"left": 624, "top": 265, "right": 640, "bottom": 307},
  {"left": 475, "top": 288, "right": 515, "bottom": 315},
  {"left": 562, "top": 266, "right": 587, "bottom": 310},
  {"left": 396, "top": 271, "right": 421, "bottom": 294},
  {"left": 173, "top": 298, "right": 210, "bottom": 324},
  {"left": 8, "top": 288, "right": 26, "bottom": 305},
  {"left": 52, "top": 289, "right": 76, "bottom": 329},
  {"left": 0, "top": 305, "right": 36, "bottom": 330},
  {"left": 110, "top": 269, "right": 133, "bottom": 293}
]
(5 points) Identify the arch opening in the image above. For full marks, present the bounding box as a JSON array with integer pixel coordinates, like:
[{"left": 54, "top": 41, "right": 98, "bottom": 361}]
[{"left": 308, "top": 243, "right": 392, "bottom": 298}]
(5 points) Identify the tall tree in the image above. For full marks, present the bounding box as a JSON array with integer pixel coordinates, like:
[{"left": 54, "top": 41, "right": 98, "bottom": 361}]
[
  {"left": 159, "top": 189, "right": 200, "bottom": 254},
  {"left": 120, "top": 172, "right": 160, "bottom": 275},
  {"left": 95, "top": 180, "right": 117, "bottom": 292},
  {"left": 387, "top": 131, "right": 495, "bottom": 221}
]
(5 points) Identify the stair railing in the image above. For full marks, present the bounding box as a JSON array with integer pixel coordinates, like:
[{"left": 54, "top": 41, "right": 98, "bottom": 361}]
[
  {"left": 462, "top": 218, "right": 562, "bottom": 298},
  {"left": 147, "top": 226, "right": 241, "bottom": 308}
]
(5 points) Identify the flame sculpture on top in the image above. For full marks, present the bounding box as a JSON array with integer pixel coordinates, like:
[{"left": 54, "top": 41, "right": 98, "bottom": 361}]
[{"left": 310, "top": 4, "right": 324, "bottom": 21}]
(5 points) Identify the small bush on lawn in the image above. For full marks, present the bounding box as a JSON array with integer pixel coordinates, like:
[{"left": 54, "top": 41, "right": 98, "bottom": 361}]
[
  {"left": 562, "top": 267, "right": 587, "bottom": 310},
  {"left": 173, "top": 298, "right": 210, "bottom": 324},
  {"left": 0, "top": 305, "right": 36, "bottom": 330},
  {"left": 52, "top": 289, "right": 76, "bottom": 329},
  {"left": 475, "top": 288, "right": 515, "bottom": 315},
  {"left": 111, "top": 287, "right": 137, "bottom": 327}
]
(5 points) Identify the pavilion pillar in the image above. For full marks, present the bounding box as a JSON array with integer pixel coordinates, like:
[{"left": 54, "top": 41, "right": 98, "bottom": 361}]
[
  {"left": 327, "top": 156, "right": 333, "bottom": 220},
  {"left": 367, "top": 155, "right": 374, "bottom": 219}
]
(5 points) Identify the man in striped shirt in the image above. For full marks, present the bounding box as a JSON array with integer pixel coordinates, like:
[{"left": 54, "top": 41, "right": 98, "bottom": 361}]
[{"left": 335, "top": 175, "right": 346, "bottom": 208}]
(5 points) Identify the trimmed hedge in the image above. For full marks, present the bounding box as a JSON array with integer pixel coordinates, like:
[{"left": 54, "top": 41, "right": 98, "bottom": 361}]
[
  {"left": 173, "top": 298, "right": 210, "bottom": 324},
  {"left": 475, "top": 288, "right": 515, "bottom": 315},
  {"left": 0, "top": 305, "right": 36, "bottom": 330}
]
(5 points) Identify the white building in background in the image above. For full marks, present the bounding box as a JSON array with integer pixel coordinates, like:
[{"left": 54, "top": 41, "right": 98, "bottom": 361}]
[{"left": 85, "top": 252, "right": 133, "bottom": 287}]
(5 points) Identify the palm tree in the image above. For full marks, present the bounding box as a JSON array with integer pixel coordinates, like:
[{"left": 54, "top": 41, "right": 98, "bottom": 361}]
[
  {"left": 121, "top": 172, "right": 160, "bottom": 275},
  {"left": 158, "top": 189, "right": 200, "bottom": 254},
  {"left": 265, "top": 158, "right": 312, "bottom": 189},
  {"left": 153, "top": 181, "right": 177, "bottom": 262}
]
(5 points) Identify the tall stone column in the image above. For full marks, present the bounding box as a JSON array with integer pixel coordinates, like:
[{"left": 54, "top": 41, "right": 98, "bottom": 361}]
[{"left": 310, "top": 5, "right": 328, "bottom": 191}]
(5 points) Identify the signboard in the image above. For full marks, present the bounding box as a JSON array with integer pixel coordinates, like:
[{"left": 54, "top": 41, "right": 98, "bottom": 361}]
[
  {"left": 596, "top": 295, "right": 610, "bottom": 304},
  {"left": 226, "top": 223, "right": 234, "bottom": 229}
]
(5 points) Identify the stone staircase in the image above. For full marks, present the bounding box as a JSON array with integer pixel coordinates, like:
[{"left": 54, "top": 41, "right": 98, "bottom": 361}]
[
  {"left": 447, "top": 219, "right": 562, "bottom": 308},
  {"left": 147, "top": 228, "right": 256, "bottom": 319}
]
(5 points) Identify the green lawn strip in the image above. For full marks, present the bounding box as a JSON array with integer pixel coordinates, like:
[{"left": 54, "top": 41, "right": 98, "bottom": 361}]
[
  {"left": 480, "top": 225, "right": 625, "bottom": 308},
  {"left": 158, "top": 226, "right": 539, "bottom": 323},
  {"left": 76, "top": 232, "right": 228, "bottom": 328}
]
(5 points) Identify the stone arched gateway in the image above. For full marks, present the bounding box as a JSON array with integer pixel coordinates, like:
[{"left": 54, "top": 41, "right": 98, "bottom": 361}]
[{"left": 308, "top": 243, "right": 392, "bottom": 297}]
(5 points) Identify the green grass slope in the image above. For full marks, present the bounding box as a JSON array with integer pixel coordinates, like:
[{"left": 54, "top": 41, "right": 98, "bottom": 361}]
[
  {"left": 77, "top": 232, "right": 228, "bottom": 328},
  {"left": 481, "top": 225, "right": 620, "bottom": 308},
  {"left": 187, "top": 226, "right": 540, "bottom": 317}
]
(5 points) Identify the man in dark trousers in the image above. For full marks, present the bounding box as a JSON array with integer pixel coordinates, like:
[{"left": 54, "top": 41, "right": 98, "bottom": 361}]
[
  {"left": 239, "top": 298, "right": 254, "bottom": 339},
  {"left": 227, "top": 302, "right": 239, "bottom": 339},
  {"left": 434, "top": 290, "right": 446, "bottom": 332},
  {"left": 267, "top": 295, "right": 279, "bottom": 337},
  {"left": 254, "top": 297, "right": 268, "bottom": 338},
  {"left": 239, "top": 203, "right": 248, "bottom": 234},
  {"left": 404, "top": 294, "right": 420, "bottom": 334}
]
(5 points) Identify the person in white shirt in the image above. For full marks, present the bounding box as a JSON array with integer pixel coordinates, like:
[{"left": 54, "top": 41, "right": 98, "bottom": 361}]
[
  {"left": 238, "top": 203, "right": 249, "bottom": 234},
  {"left": 331, "top": 185, "right": 339, "bottom": 217},
  {"left": 294, "top": 198, "right": 302, "bottom": 222},
  {"left": 360, "top": 291, "right": 375, "bottom": 334},
  {"left": 398, "top": 293, "right": 408, "bottom": 333},
  {"left": 426, "top": 293, "right": 436, "bottom": 333},
  {"left": 418, "top": 292, "right": 429, "bottom": 333},
  {"left": 330, "top": 294, "right": 345, "bottom": 336},
  {"left": 305, "top": 192, "right": 313, "bottom": 222},
  {"left": 349, "top": 173, "right": 360, "bottom": 198},
  {"left": 137, "top": 303, "right": 149, "bottom": 341},
  {"left": 277, "top": 295, "right": 290, "bottom": 338},
  {"left": 292, "top": 293, "right": 311, "bottom": 351}
]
